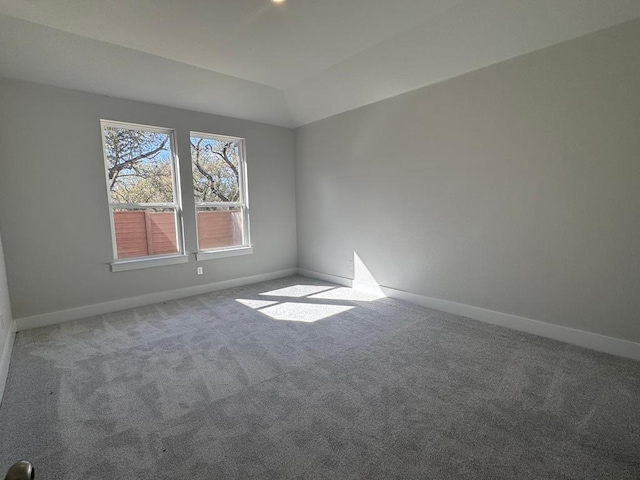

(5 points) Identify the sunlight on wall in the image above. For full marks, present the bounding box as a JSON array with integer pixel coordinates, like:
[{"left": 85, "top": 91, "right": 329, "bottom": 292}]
[{"left": 353, "top": 252, "right": 385, "bottom": 297}]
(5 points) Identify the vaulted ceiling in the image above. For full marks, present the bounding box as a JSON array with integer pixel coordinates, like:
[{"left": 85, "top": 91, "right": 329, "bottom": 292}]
[{"left": 1, "top": 0, "right": 639, "bottom": 127}]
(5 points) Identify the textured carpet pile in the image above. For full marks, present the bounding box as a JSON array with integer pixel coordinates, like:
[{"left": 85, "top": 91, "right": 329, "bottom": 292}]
[{"left": 0, "top": 275, "right": 639, "bottom": 479}]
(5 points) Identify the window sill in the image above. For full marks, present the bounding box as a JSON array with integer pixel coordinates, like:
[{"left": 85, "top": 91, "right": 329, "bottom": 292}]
[
  {"left": 196, "top": 246, "right": 253, "bottom": 262},
  {"left": 111, "top": 254, "right": 189, "bottom": 272}
]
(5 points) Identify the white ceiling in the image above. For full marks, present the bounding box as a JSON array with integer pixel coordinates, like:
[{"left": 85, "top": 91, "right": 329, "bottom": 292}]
[{"left": 1, "top": 0, "right": 639, "bottom": 127}]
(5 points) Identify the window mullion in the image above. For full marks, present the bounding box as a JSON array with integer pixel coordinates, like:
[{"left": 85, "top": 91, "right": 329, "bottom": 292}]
[
  {"left": 196, "top": 202, "right": 243, "bottom": 208},
  {"left": 110, "top": 203, "right": 178, "bottom": 209}
]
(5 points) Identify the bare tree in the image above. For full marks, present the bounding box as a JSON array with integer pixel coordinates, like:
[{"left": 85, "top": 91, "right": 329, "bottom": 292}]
[
  {"left": 103, "top": 128, "right": 241, "bottom": 206},
  {"left": 103, "top": 127, "right": 174, "bottom": 204},
  {"left": 190, "top": 137, "right": 240, "bottom": 203}
]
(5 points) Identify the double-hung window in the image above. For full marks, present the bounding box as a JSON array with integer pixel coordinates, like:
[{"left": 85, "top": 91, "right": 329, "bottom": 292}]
[
  {"left": 101, "top": 121, "right": 184, "bottom": 268},
  {"left": 190, "top": 132, "right": 251, "bottom": 259}
]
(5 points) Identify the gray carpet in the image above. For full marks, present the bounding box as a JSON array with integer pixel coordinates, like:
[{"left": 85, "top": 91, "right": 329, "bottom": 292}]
[{"left": 0, "top": 275, "right": 639, "bottom": 479}]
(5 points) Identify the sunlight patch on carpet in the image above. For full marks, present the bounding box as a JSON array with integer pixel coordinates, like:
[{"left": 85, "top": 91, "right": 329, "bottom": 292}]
[
  {"left": 235, "top": 299, "right": 279, "bottom": 309},
  {"left": 259, "top": 285, "right": 336, "bottom": 298},
  {"left": 310, "top": 287, "right": 384, "bottom": 302},
  {"left": 258, "top": 302, "right": 353, "bottom": 322}
]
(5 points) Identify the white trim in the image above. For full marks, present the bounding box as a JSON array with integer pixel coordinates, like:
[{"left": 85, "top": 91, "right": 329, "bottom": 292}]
[
  {"left": 111, "top": 254, "right": 189, "bottom": 272},
  {"left": 196, "top": 202, "right": 243, "bottom": 208},
  {"left": 190, "top": 132, "right": 251, "bottom": 251},
  {"left": 101, "top": 119, "right": 175, "bottom": 134},
  {"left": 190, "top": 131, "right": 244, "bottom": 143},
  {"left": 15, "top": 268, "right": 297, "bottom": 331},
  {"left": 298, "top": 268, "right": 352, "bottom": 287},
  {"left": 0, "top": 320, "right": 17, "bottom": 406},
  {"left": 108, "top": 203, "right": 178, "bottom": 209},
  {"left": 297, "top": 269, "right": 640, "bottom": 361},
  {"left": 196, "top": 246, "right": 253, "bottom": 261}
]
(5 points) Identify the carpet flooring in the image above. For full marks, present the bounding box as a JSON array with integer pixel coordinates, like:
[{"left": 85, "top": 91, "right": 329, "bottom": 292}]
[{"left": 0, "top": 275, "right": 639, "bottom": 479}]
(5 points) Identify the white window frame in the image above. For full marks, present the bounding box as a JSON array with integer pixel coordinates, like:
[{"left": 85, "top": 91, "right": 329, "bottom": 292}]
[
  {"left": 190, "top": 131, "right": 252, "bottom": 261},
  {"left": 101, "top": 120, "right": 186, "bottom": 271}
]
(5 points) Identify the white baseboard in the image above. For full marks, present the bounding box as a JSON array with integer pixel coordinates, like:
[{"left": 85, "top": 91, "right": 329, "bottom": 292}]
[
  {"left": 298, "top": 268, "right": 640, "bottom": 361},
  {"left": 298, "top": 268, "right": 353, "bottom": 288},
  {"left": 16, "top": 268, "right": 298, "bottom": 331},
  {"left": 0, "top": 320, "right": 17, "bottom": 405}
]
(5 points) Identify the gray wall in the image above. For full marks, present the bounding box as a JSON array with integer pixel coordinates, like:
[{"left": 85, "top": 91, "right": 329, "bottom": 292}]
[
  {"left": 0, "top": 78, "right": 297, "bottom": 319},
  {"left": 295, "top": 19, "right": 640, "bottom": 342},
  {"left": 0, "top": 229, "right": 14, "bottom": 366}
]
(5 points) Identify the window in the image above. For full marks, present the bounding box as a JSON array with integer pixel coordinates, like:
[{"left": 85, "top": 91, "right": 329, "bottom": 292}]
[
  {"left": 190, "top": 132, "right": 251, "bottom": 257},
  {"left": 101, "top": 121, "right": 184, "bottom": 266}
]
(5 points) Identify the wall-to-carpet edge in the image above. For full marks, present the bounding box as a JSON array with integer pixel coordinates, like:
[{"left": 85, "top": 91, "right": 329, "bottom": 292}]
[
  {"left": 15, "top": 269, "right": 297, "bottom": 331},
  {"left": 298, "top": 268, "right": 640, "bottom": 361}
]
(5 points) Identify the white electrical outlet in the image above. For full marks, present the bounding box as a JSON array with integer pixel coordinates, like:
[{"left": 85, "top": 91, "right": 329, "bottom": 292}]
[
  {"left": 347, "top": 259, "right": 354, "bottom": 272},
  {"left": 197, "top": 266, "right": 203, "bottom": 275}
]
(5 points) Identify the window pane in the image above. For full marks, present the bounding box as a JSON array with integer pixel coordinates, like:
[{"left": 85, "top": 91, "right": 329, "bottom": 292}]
[
  {"left": 112, "top": 208, "right": 178, "bottom": 259},
  {"left": 190, "top": 136, "right": 241, "bottom": 203},
  {"left": 103, "top": 126, "right": 175, "bottom": 204},
  {"left": 197, "top": 206, "right": 244, "bottom": 250}
]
